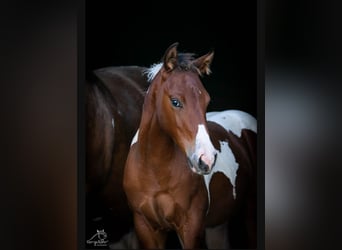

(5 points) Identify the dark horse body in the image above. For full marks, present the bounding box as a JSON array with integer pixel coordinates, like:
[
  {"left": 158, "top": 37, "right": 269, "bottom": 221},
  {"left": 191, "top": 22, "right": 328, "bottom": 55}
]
[
  {"left": 123, "top": 43, "right": 257, "bottom": 249},
  {"left": 86, "top": 66, "right": 150, "bottom": 244}
]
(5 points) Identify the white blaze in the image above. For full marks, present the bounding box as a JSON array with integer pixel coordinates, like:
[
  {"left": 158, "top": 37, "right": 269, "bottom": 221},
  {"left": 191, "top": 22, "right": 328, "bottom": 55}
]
[{"left": 194, "top": 124, "right": 217, "bottom": 168}]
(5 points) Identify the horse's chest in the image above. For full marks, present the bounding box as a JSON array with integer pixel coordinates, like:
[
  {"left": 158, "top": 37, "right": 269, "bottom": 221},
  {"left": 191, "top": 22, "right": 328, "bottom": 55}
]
[{"left": 139, "top": 192, "right": 184, "bottom": 230}]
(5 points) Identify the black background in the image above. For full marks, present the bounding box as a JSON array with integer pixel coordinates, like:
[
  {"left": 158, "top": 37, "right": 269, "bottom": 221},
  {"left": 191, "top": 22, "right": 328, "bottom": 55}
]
[{"left": 85, "top": 0, "right": 257, "bottom": 117}]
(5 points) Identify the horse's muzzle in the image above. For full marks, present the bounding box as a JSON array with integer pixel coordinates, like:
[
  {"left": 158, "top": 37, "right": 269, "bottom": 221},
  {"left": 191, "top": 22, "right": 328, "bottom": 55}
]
[
  {"left": 198, "top": 153, "right": 217, "bottom": 174},
  {"left": 188, "top": 152, "right": 217, "bottom": 175}
]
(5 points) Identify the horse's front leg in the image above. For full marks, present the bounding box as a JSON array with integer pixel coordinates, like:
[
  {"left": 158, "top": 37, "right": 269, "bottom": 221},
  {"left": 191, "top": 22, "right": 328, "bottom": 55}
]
[
  {"left": 133, "top": 212, "right": 166, "bottom": 249},
  {"left": 177, "top": 216, "right": 207, "bottom": 249}
]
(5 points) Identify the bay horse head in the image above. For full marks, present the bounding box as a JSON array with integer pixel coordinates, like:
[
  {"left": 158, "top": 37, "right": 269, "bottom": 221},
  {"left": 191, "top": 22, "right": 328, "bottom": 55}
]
[{"left": 143, "top": 42, "right": 217, "bottom": 174}]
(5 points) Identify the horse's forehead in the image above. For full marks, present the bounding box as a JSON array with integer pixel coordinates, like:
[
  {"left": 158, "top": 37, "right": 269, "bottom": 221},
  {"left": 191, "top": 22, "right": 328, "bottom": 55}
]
[
  {"left": 166, "top": 71, "right": 204, "bottom": 92},
  {"left": 168, "top": 71, "right": 199, "bottom": 83}
]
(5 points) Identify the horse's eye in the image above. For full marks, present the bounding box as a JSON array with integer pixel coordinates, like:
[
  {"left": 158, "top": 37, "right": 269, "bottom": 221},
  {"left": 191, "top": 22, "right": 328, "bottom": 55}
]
[{"left": 170, "top": 98, "right": 182, "bottom": 108}]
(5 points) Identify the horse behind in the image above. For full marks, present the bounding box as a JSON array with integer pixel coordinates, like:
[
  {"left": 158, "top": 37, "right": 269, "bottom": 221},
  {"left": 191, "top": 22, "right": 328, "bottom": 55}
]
[
  {"left": 86, "top": 65, "right": 150, "bottom": 244},
  {"left": 123, "top": 43, "right": 257, "bottom": 249}
]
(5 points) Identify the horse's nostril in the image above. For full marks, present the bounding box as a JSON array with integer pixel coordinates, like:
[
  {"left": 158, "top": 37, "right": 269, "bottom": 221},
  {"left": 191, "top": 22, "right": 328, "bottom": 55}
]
[
  {"left": 199, "top": 156, "right": 203, "bottom": 166},
  {"left": 198, "top": 156, "right": 209, "bottom": 172}
]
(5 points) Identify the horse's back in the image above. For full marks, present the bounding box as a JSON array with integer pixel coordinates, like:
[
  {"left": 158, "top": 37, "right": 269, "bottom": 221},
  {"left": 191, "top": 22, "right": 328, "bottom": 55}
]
[
  {"left": 206, "top": 109, "right": 257, "bottom": 137},
  {"left": 94, "top": 66, "right": 150, "bottom": 132},
  {"left": 94, "top": 66, "right": 150, "bottom": 98}
]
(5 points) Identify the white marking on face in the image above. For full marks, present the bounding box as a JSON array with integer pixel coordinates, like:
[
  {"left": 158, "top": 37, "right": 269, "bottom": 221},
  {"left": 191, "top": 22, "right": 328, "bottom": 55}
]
[
  {"left": 204, "top": 141, "right": 239, "bottom": 204},
  {"left": 112, "top": 118, "right": 114, "bottom": 128},
  {"left": 206, "top": 110, "right": 257, "bottom": 137},
  {"left": 130, "top": 129, "right": 139, "bottom": 146},
  {"left": 191, "top": 124, "right": 217, "bottom": 169}
]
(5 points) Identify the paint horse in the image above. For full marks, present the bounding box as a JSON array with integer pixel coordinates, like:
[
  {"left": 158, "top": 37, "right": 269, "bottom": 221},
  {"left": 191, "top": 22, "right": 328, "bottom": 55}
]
[
  {"left": 123, "top": 43, "right": 257, "bottom": 249},
  {"left": 86, "top": 66, "right": 150, "bottom": 244}
]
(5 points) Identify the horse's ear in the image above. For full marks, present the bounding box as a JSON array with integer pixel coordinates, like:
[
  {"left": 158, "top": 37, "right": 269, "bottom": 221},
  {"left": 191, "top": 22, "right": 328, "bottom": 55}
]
[
  {"left": 193, "top": 50, "right": 214, "bottom": 75},
  {"left": 163, "top": 42, "right": 179, "bottom": 71}
]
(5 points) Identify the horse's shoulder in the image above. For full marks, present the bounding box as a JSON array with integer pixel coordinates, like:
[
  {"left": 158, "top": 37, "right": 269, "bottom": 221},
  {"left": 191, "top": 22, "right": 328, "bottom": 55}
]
[{"left": 124, "top": 142, "right": 143, "bottom": 185}]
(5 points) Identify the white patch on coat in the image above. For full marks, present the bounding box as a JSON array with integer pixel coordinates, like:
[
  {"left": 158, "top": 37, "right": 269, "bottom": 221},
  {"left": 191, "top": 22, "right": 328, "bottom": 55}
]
[
  {"left": 206, "top": 109, "right": 257, "bottom": 137},
  {"left": 143, "top": 63, "right": 163, "bottom": 82},
  {"left": 130, "top": 129, "right": 139, "bottom": 146},
  {"left": 203, "top": 109, "right": 257, "bottom": 205},
  {"left": 112, "top": 118, "right": 114, "bottom": 128},
  {"left": 204, "top": 141, "right": 239, "bottom": 202}
]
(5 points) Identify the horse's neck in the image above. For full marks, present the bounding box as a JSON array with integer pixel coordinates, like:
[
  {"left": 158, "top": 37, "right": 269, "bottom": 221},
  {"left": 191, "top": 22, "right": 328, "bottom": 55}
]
[
  {"left": 137, "top": 81, "right": 178, "bottom": 168},
  {"left": 138, "top": 114, "right": 175, "bottom": 165}
]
